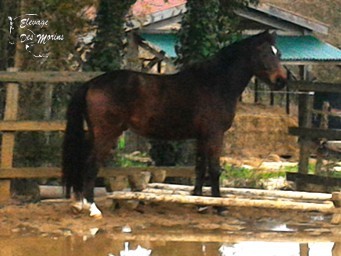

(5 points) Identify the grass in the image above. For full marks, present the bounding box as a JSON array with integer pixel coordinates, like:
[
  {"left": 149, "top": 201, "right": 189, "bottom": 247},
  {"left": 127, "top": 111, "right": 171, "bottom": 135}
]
[
  {"left": 282, "top": 162, "right": 341, "bottom": 178},
  {"left": 221, "top": 164, "right": 286, "bottom": 180},
  {"left": 220, "top": 164, "right": 287, "bottom": 189},
  {"left": 221, "top": 161, "right": 341, "bottom": 188}
]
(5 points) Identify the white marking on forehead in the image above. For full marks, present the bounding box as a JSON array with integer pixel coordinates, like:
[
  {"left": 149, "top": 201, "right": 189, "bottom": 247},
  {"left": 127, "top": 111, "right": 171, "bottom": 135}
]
[{"left": 271, "top": 45, "right": 278, "bottom": 55}]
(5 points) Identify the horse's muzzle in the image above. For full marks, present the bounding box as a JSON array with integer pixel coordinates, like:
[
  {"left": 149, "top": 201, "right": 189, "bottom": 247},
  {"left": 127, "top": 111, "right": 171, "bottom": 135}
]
[
  {"left": 275, "top": 76, "right": 287, "bottom": 89},
  {"left": 270, "top": 67, "right": 287, "bottom": 90}
]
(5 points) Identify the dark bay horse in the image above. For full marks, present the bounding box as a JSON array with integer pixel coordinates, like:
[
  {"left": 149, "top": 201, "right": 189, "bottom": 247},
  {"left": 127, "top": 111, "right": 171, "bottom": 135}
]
[{"left": 62, "top": 31, "right": 287, "bottom": 217}]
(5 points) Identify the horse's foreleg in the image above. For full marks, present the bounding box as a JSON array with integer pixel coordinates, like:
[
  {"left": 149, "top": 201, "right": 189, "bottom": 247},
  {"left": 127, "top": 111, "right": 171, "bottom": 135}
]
[
  {"left": 193, "top": 140, "right": 207, "bottom": 196},
  {"left": 207, "top": 133, "right": 228, "bottom": 215},
  {"left": 208, "top": 157, "right": 221, "bottom": 198},
  {"left": 206, "top": 134, "right": 224, "bottom": 198}
]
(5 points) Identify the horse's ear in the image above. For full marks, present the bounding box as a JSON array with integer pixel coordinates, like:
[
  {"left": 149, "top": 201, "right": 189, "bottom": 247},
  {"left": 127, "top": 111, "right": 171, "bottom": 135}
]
[
  {"left": 255, "top": 30, "right": 276, "bottom": 45},
  {"left": 263, "top": 30, "right": 276, "bottom": 42},
  {"left": 271, "top": 31, "right": 277, "bottom": 39},
  {"left": 267, "top": 31, "right": 277, "bottom": 44}
]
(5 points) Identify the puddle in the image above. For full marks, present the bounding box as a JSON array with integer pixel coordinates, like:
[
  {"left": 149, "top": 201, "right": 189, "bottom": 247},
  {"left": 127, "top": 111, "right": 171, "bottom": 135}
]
[
  {"left": 0, "top": 233, "right": 339, "bottom": 256},
  {"left": 1, "top": 202, "right": 339, "bottom": 255}
]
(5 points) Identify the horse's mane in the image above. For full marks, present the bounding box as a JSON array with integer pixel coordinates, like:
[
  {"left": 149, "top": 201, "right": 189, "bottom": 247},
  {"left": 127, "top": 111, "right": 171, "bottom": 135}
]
[{"left": 182, "top": 31, "right": 274, "bottom": 74}]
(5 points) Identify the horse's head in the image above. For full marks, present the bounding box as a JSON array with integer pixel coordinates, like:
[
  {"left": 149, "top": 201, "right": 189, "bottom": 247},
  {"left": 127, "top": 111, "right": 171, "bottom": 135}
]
[{"left": 250, "top": 31, "right": 287, "bottom": 90}]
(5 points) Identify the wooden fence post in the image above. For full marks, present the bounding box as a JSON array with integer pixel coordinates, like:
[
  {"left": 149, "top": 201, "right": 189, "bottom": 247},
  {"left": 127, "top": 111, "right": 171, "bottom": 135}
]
[
  {"left": 297, "top": 92, "right": 314, "bottom": 173},
  {"left": 296, "top": 90, "right": 314, "bottom": 191},
  {"left": 315, "top": 101, "right": 330, "bottom": 174},
  {"left": 0, "top": 68, "right": 19, "bottom": 202}
]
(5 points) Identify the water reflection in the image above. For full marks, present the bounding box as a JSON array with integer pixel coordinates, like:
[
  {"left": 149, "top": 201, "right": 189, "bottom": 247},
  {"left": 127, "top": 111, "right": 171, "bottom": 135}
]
[
  {"left": 0, "top": 235, "right": 339, "bottom": 256},
  {"left": 219, "top": 242, "right": 335, "bottom": 256}
]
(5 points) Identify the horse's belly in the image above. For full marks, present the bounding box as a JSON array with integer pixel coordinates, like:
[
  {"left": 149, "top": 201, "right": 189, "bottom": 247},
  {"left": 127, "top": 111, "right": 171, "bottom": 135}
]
[{"left": 128, "top": 116, "right": 196, "bottom": 140}]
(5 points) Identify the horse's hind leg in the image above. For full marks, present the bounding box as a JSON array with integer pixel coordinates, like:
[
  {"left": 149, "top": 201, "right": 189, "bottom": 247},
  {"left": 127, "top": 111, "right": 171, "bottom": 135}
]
[{"left": 83, "top": 122, "right": 125, "bottom": 218}]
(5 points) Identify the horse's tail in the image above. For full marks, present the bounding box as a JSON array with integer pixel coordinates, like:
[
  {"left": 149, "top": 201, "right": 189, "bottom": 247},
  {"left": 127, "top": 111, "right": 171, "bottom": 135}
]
[{"left": 62, "top": 84, "right": 90, "bottom": 198}]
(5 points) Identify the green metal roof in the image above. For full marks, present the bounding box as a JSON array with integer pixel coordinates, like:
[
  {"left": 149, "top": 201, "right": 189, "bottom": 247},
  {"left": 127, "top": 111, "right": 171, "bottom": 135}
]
[
  {"left": 141, "top": 34, "right": 341, "bottom": 63},
  {"left": 277, "top": 36, "right": 341, "bottom": 63},
  {"left": 142, "top": 34, "right": 178, "bottom": 57}
]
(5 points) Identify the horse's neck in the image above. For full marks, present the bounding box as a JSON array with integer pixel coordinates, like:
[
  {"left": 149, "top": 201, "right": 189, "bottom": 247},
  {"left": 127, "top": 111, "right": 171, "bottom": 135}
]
[
  {"left": 216, "top": 55, "right": 253, "bottom": 97},
  {"left": 180, "top": 51, "right": 253, "bottom": 97}
]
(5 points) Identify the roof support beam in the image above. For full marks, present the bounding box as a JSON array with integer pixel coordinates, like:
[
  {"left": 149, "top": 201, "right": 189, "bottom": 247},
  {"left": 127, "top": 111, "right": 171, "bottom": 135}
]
[
  {"left": 251, "top": 4, "right": 329, "bottom": 35},
  {"left": 235, "top": 8, "right": 305, "bottom": 34}
]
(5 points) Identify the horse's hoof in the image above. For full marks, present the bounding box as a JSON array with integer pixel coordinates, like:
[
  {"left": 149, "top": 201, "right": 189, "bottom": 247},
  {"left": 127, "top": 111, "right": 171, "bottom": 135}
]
[
  {"left": 89, "top": 203, "right": 103, "bottom": 219},
  {"left": 213, "top": 206, "right": 229, "bottom": 216},
  {"left": 91, "top": 213, "right": 103, "bottom": 219},
  {"left": 197, "top": 206, "right": 209, "bottom": 214},
  {"left": 71, "top": 205, "right": 82, "bottom": 214},
  {"left": 71, "top": 201, "right": 84, "bottom": 214},
  {"left": 71, "top": 199, "right": 91, "bottom": 214}
]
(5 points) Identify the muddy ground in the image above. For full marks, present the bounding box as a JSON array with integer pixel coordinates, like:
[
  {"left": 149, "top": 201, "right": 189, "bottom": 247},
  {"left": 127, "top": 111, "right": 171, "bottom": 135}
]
[{"left": 1, "top": 198, "right": 340, "bottom": 242}]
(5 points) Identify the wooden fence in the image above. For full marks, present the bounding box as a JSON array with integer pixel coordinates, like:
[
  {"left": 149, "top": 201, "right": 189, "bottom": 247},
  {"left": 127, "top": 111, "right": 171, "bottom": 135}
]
[
  {"left": 0, "top": 71, "right": 340, "bottom": 202},
  {"left": 287, "top": 81, "right": 341, "bottom": 188},
  {"left": 0, "top": 71, "right": 196, "bottom": 201}
]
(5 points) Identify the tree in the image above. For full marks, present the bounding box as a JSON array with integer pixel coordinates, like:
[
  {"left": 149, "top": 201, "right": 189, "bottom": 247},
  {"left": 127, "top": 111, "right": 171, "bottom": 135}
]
[
  {"left": 85, "top": 0, "right": 136, "bottom": 71},
  {"left": 177, "top": 0, "right": 258, "bottom": 67}
]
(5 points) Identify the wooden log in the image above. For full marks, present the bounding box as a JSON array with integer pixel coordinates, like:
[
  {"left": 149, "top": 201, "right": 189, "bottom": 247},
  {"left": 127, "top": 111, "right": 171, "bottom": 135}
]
[
  {"left": 143, "top": 188, "right": 333, "bottom": 205},
  {"left": 147, "top": 183, "right": 332, "bottom": 201},
  {"left": 143, "top": 188, "right": 193, "bottom": 196},
  {"left": 108, "top": 175, "right": 128, "bottom": 191},
  {"left": 331, "top": 192, "right": 341, "bottom": 224},
  {"left": 108, "top": 191, "right": 337, "bottom": 213},
  {"left": 151, "top": 170, "right": 167, "bottom": 183},
  {"left": 40, "top": 198, "right": 72, "bottom": 204},
  {"left": 109, "top": 231, "right": 340, "bottom": 243},
  {"left": 128, "top": 171, "right": 151, "bottom": 191},
  {"left": 100, "top": 166, "right": 194, "bottom": 178},
  {"left": 0, "top": 166, "right": 194, "bottom": 179},
  {"left": 39, "top": 186, "right": 107, "bottom": 199},
  {"left": 0, "top": 121, "right": 66, "bottom": 131}
]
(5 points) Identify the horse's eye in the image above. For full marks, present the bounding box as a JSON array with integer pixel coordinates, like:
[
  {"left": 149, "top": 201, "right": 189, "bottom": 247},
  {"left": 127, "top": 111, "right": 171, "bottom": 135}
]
[{"left": 271, "top": 46, "right": 278, "bottom": 55}]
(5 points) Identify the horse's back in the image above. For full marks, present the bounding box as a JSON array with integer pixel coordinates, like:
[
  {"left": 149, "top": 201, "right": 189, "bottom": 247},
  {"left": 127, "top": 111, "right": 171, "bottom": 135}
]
[{"left": 85, "top": 70, "right": 195, "bottom": 138}]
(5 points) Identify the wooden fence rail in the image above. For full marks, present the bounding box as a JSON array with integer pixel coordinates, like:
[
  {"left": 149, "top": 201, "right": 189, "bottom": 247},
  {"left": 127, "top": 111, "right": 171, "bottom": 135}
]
[
  {"left": 0, "top": 71, "right": 102, "bottom": 83},
  {"left": 0, "top": 166, "right": 194, "bottom": 179},
  {"left": 0, "top": 71, "right": 340, "bottom": 202}
]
